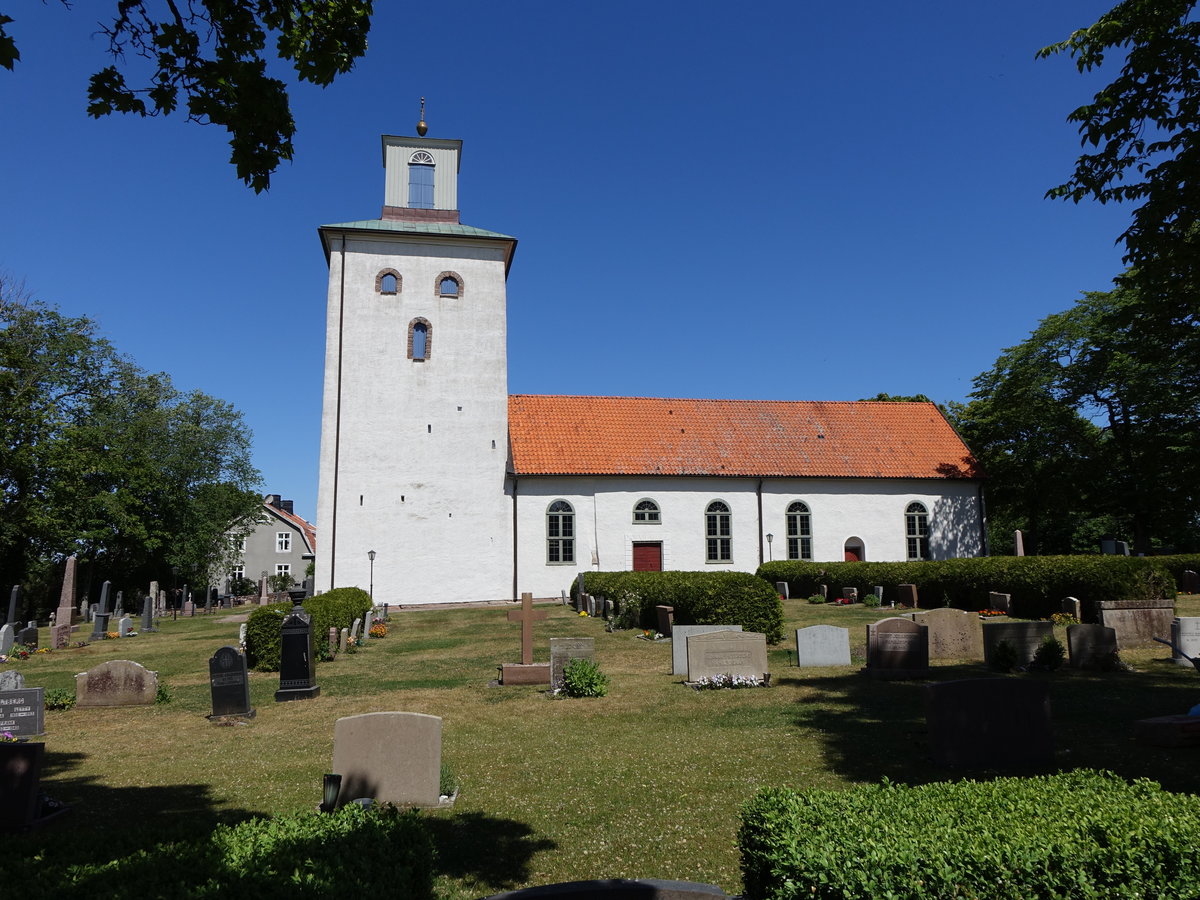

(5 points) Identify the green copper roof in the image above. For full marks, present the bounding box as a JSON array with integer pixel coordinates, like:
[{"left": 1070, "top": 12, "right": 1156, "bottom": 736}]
[{"left": 319, "top": 219, "right": 515, "bottom": 240}]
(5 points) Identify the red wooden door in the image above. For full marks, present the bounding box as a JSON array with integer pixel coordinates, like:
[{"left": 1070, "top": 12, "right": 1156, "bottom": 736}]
[{"left": 632, "top": 542, "right": 663, "bottom": 571}]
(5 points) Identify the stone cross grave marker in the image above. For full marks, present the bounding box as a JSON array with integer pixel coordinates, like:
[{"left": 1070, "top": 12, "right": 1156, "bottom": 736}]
[
  {"left": 76, "top": 660, "right": 158, "bottom": 707},
  {"left": 331, "top": 712, "right": 443, "bottom": 808},
  {"left": 671, "top": 624, "right": 742, "bottom": 676},
  {"left": 794, "top": 625, "right": 851, "bottom": 667},
  {"left": 208, "top": 646, "right": 253, "bottom": 718},
  {"left": 275, "top": 602, "right": 320, "bottom": 701},
  {"left": 550, "top": 637, "right": 595, "bottom": 690},
  {"left": 0, "top": 685, "right": 45, "bottom": 738},
  {"left": 686, "top": 630, "right": 768, "bottom": 683},
  {"left": 909, "top": 608, "right": 983, "bottom": 660},
  {"left": 926, "top": 678, "right": 1052, "bottom": 768},
  {"left": 982, "top": 621, "right": 1052, "bottom": 668},
  {"left": 508, "top": 593, "right": 546, "bottom": 666},
  {"left": 865, "top": 617, "right": 929, "bottom": 677},
  {"left": 1067, "top": 624, "right": 1118, "bottom": 669}
]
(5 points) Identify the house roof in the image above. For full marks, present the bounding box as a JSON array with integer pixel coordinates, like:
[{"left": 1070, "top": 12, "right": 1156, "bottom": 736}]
[
  {"left": 507, "top": 395, "right": 981, "bottom": 480},
  {"left": 265, "top": 502, "right": 318, "bottom": 554}
]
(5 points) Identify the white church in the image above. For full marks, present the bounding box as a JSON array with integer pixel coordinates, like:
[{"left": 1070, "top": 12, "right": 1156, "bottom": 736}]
[{"left": 314, "top": 123, "right": 985, "bottom": 606}]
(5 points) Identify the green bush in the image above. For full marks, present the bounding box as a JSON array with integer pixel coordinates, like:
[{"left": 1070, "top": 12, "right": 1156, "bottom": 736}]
[
  {"left": 862, "top": 593, "right": 881, "bottom": 608},
  {"left": 44, "top": 688, "right": 75, "bottom": 710},
  {"left": 244, "top": 588, "right": 373, "bottom": 672},
  {"left": 1030, "top": 634, "right": 1065, "bottom": 671},
  {"left": 759, "top": 555, "right": 1176, "bottom": 619},
  {"left": 739, "top": 770, "right": 1200, "bottom": 900},
  {"left": 561, "top": 658, "right": 609, "bottom": 697},
  {"left": 575, "top": 571, "right": 784, "bottom": 643},
  {"left": 806, "top": 595, "right": 825, "bottom": 605},
  {"left": 990, "top": 639, "right": 1019, "bottom": 673}
]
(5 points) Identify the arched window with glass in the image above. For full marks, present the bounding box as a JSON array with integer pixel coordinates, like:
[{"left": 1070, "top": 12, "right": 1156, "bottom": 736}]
[
  {"left": 786, "top": 501, "right": 813, "bottom": 560},
  {"left": 905, "top": 501, "right": 930, "bottom": 560},
  {"left": 633, "top": 499, "right": 661, "bottom": 524},
  {"left": 437, "top": 272, "right": 463, "bottom": 297},
  {"left": 547, "top": 500, "right": 575, "bottom": 564},
  {"left": 705, "top": 500, "right": 732, "bottom": 562},
  {"left": 408, "top": 318, "right": 431, "bottom": 361},
  {"left": 376, "top": 269, "right": 401, "bottom": 294},
  {"left": 408, "top": 151, "right": 435, "bottom": 208}
]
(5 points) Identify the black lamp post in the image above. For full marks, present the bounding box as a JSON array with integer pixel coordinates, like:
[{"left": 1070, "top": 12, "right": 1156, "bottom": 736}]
[
  {"left": 171, "top": 566, "right": 179, "bottom": 621},
  {"left": 367, "top": 550, "right": 376, "bottom": 600},
  {"left": 766, "top": 533, "right": 774, "bottom": 561}
]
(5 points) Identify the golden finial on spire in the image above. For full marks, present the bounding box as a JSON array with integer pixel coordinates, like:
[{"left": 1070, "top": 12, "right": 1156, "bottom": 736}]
[{"left": 416, "top": 97, "right": 428, "bottom": 137}]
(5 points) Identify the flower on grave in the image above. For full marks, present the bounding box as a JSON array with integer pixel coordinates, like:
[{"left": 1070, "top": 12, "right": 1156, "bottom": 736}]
[
  {"left": 0, "top": 731, "right": 18, "bottom": 743},
  {"left": 105, "top": 631, "right": 120, "bottom": 640},
  {"left": 369, "top": 623, "right": 387, "bottom": 638},
  {"left": 692, "top": 673, "right": 766, "bottom": 690},
  {"left": 578, "top": 611, "right": 588, "bottom": 617},
  {"left": 35, "top": 647, "right": 50, "bottom": 654}
]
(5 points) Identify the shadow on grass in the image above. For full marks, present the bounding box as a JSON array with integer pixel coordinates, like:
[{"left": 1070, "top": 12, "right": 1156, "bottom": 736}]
[
  {"left": 426, "top": 810, "right": 557, "bottom": 894},
  {"left": 778, "top": 659, "right": 1200, "bottom": 793}
]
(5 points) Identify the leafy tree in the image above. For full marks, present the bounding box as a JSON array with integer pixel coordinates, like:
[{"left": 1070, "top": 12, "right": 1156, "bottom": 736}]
[
  {"left": 1039, "top": 1, "right": 1200, "bottom": 326},
  {"left": 0, "top": 278, "right": 262, "bottom": 609},
  {"left": 0, "top": 2, "right": 374, "bottom": 191},
  {"left": 860, "top": 392, "right": 935, "bottom": 404}
]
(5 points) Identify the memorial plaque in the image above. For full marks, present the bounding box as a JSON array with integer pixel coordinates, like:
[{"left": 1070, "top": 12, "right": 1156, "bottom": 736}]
[
  {"left": 686, "top": 630, "right": 767, "bottom": 682},
  {"left": 209, "top": 646, "right": 253, "bottom": 717},
  {"left": 0, "top": 687, "right": 45, "bottom": 737}
]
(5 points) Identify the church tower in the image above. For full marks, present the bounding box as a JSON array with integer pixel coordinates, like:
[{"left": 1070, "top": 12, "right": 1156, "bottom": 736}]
[{"left": 315, "top": 112, "right": 517, "bottom": 604}]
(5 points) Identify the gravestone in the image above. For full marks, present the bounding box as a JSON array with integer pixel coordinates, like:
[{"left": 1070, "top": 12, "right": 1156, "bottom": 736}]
[
  {"left": 841, "top": 587, "right": 858, "bottom": 603},
  {"left": 149, "top": 581, "right": 158, "bottom": 609},
  {"left": 0, "top": 623, "right": 13, "bottom": 655},
  {"left": 925, "top": 678, "right": 1052, "bottom": 768},
  {"left": 686, "top": 630, "right": 768, "bottom": 683},
  {"left": 0, "top": 738, "right": 45, "bottom": 828},
  {"left": 586, "top": 595, "right": 596, "bottom": 617},
  {"left": 118, "top": 616, "right": 133, "bottom": 638},
  {"left": 865, "top": 617, "right": 929, "bottom": 677},
  {"left": 550, "top": 637, "right": 595, "bottom": 690},
  {"left": 671, "top": 624, "right": 743, "bottom": 676},
  {"left": 602, "top": 596, "right": 613, "bottom": 619},
  {"left": 55, "top": 557, "right": 78, "bottom": 626},
  {"left": 89, "top": 581, "right": 113, "bottom": 641},
  {"left": 79, "top": 597, "right": 87, "bottom": 620},
  {"left": 275, "top": 602, "right": 320, "bottom": 701},
  {"left": 208, "top": 646, "right": 253, "bottom": 718},
  {"left": 328, "top": 626, "right": 338, "bottom": 658},
  {"left": 51, "top": 622, "right": 71, "bottom": 650},
  {"left": 0, "top": 686, "right": 45, "bottom": 737},
  {"left": 1171, "top": 617, "right": 1200, "bottom": 667},
  {"left": 502, "top": 593, "right": 550, "bottom": 685},
  {"left": 5, "top": 584, "right": 18, "bottom": 626},
  {"left": 140, "top": 595, "right": 156, "bottom": 633},
  {"left": 16, "top": 622, "right": 37, "bottom": 650},
  {"left": 1183, "top": 570, "right": 1200, "bottom": 595},
  {"left": 1014, "top": 529, "right": 1025, "bottom": 556},
  {"left": 1062, "top": 596, "right": 1082, "bottom": 620},
  {"left": 988, "top": 592, "right": 1012, "bottom": 614},
  {"left": 350, "top": 618, "right": 363, "bottom": 643},
  {"left": 910, "top": 608, "right": 983, "bottom": 660},
  {"left": 819, "top": 584, "right": 828, "bottom": 600},
  {"left": 1096, "top": 599, "right": 1174, "bottom": 648},
  {"left": 794, "top": 625, "right": 851, "bottom": 667},
  {"left": 1067, "top": 624, "right": 1118, "bottom": 669},
  {"left": 874, "top": 585, "right": 885, "bottom": 606},
  {"left": 656, "top": 605, "right": 674, "bottom": 636},
  {"left": 775, "top": 581, "right": 789, "bottom": 599},
  {"left": 0, "top": 670, "right": 22, "bottom": 691},
  {"left": 114, "top": 591, "right": 124, "bottom": 617},
  {"left": 339, "top": 627, "right": 349, "bottom": 654},
  {"left": 76, "top": 660, "right": 158, "bottom": 706},
  {"left": 182, "top": 600, "right": 195, "bottom": 616},
  {"left": 238, "top": 623, "right": 247, "bottom": 648},
  {"left": 982, "top": 621, "right": 1053, "bottom": 668},
  {"left": 88, "top": 603, "right": 97, "bottom": 623},
  {"left": 896, "top": 584, "right": 918, "bottom": 608},
  {"left": 205, "top": 595, "right": 213, "bottom": 614},
  {"left": 331, "top": 712, "right": 443, "bottom": 808}
]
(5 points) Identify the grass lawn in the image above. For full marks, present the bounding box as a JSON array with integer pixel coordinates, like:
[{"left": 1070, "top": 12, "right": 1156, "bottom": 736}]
[{"left": 6, "top": 595, "right": 1200, "bottom": 898}]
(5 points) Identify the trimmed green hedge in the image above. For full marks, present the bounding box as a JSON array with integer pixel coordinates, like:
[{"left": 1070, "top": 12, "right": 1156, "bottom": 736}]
[
  {"left": 575, "top": 571, "right": 784, "bottom": 644},
  {"left": 245, "top": 587, "right": 374, "bottom": 672},
  {"left": 758, "top": 556, "right": 1176, "bottom": 619},
  {"left": 739, "top": 770, "right": 1200, "bottom": 900},
  {"left": 1156, "top": 554, "right": 1200, "bottom": 592}
]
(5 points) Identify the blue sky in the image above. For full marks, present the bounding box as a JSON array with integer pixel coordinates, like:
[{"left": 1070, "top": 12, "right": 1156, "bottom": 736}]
[{"left": 0, "top": 2, "right": 1130, "bottom": 523}]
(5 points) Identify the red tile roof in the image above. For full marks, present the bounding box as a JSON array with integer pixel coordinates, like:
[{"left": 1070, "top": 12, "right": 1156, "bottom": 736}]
[{"left": 508, "top": 396, "right": 980, "bottom": 480}]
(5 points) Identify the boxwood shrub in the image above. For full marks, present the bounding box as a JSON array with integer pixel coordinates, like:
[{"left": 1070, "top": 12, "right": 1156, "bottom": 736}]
[
  {"left": 739, "top": 770, "right": 1200, "bottom": 900},
  {"left": 244, "top": 587, "right": 373, "bottom": 672},
  {"left": 758, "top": 555, "right": 1176, "bottom": 619},
  {"left": 575, "top": 571, "right": 783, "bottom": 643}
]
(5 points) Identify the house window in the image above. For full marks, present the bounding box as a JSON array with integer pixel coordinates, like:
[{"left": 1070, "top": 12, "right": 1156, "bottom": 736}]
[
  {"left": 408, "top": 318, "right": 432, "bottom": 360},
  {"left": 786, "top": 501, "right": 813, "bottom": 560},
  {"left": 376, "top": 269, "right": 401, "bottom": 294},
  {"left": 276, "top": 532, "right": 291, "bottom": 552},
  {"left": 437, "top": 272, "right": 462, "bottom": 297},
  {"left": 230, "top": 565, "right": 244, "bottom": 581},
  {"left": 906, "top": 502, "right": 930, "bottom": 561},
  {"left": 408, "top": 151, "right": 435, "bottom": 208},
  {"left": 633, "top": 499, "right": 661, "bottom": 523},
  {"left": 547, "top": 500, "right": 575, "bottom": 564},
  {"left": 705, "top": 500, "right": 732, "bottom": 563},
  {"left": 275, "top": 564, "right": 291, "bottom": 577}
]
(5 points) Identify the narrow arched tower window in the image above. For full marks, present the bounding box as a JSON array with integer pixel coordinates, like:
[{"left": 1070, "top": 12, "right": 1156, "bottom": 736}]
[
  {"left": 905, "top": 502, "right": 930, "bottom": 561},
  {"left": 408, "top": 318, "right": 431, "bottom": 361},
  {"left": 408, "top": 151, "right": 435, "bottom": 209}
]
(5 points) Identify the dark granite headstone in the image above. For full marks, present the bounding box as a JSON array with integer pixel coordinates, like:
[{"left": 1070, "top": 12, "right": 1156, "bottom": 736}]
[
  {"left": 0, "top": 687, "right": 45, "bottom": 738},
  {"left": 865, "top": 617, "right": 928, "bottom": 677},
  {"left": 6, "top": 585, "right": 19, "bottom": 627},
  {"left": 655, "top": 605, "right": 674, "bottom": 636},
  {"left": 1183, "top": 570, "right": 1200, "bottom": 595},
  {"left": 140, "top": 595, "right": 156, "bottom": 633},
  {"left": 1066, "top": 624, "right": 1118, "bottom": 669},
  {"left": 209, "top": 646, "right": 253, "bottom": 717},
  {"left": 0, "top": 739, "right": 45, "bottom": 828},
  {"left": 896, "top": 584, "right": 918, "bottom": 608},
  {"left": 15, "top": 623, "right": 37, "bottom": 650},
  {"left": 926, "top": 678, "right": 1053, "bottom": 768},
  {"left": 982, "top": 621, "right": 1053, "bottom": 668},
  {"left": 275, "top": 602, "right": 319, "bottom": 701}
]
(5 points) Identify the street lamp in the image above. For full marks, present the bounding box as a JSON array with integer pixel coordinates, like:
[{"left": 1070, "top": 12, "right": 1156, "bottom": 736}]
[
  {"left": 765, "top": 533, "right": 774, "bottom": 561},
  {"left": 367, "top": 550, "right": 376, "bottom": 600}
]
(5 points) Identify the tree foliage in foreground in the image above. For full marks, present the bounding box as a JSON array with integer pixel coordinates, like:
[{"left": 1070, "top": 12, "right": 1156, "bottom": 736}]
[
  {"left": 0, "top": 276, "right": 262, "bottom": 607},
  {"left": 0, "top": 2, "right": 374, "bottom": 191},
  {"left": 951, "top": 284, "right": 1199, "bottom": 555}
]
